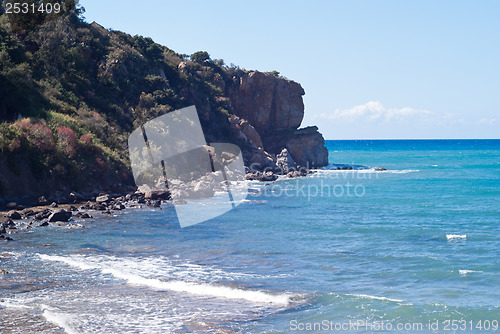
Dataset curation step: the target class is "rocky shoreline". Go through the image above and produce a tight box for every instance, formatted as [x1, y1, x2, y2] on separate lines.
[0, 158, 315, 242]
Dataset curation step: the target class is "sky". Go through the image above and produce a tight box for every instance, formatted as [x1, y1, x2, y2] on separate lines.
[82, 0, 499, 139]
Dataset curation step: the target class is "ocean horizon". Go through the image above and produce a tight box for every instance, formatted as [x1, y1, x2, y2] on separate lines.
[1, 139, 499, 333]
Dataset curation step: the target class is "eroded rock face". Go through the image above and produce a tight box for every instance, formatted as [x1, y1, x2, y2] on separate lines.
[226, 71, 328, 169]
[226, 71, 305, 135]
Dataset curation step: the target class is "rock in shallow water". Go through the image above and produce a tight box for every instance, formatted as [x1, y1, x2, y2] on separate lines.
[48, 209, 72, 222]
[7, 211, 21, 220]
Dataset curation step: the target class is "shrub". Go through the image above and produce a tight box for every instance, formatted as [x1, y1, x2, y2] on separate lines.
[13, 119, 55, 152]
[57, 125, 79, 157]
[79, 133, 93, 145]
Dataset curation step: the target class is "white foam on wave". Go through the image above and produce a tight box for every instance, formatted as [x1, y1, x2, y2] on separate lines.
[38, 254, 292, 306]
[41, 305, 78, 334]
[38, 254, 95, 270]
[314, 169, 419, 175]
[459, 269, 483, 275]
[102, 267, 291, 305]
[0, 300, 78, 334]
[446, 234, 467, 241]
[0, 300, 33, 310]
[346, 293, 405, 303]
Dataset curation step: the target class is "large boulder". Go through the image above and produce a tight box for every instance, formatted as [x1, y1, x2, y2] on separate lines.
[7, 211, 21, 220]
[48, 209, 72, 222]
[285, 127, 329, 168]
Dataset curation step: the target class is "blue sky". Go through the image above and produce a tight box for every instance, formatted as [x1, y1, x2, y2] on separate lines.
[82, 0, 499, 139]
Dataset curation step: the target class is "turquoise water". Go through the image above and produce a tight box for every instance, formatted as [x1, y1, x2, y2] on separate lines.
[1, 140, 499, 333]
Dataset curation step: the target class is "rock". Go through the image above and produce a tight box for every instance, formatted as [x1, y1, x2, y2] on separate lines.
[265, 126, 328, 168]
[70, 205, 78, 211]
[50, 202, 58, 208]
[144, 190, 170, 200]
[22, 209, 35, 217]
[259, 171, 278, 182]
[0, 235, 14, 241]
[336, 166, 353, 170]
[38, 196, 48, 205]
[6, 202, 17, 210]
[148, 200, 161, 207]
[16, 205, 24, 210]
[245, 147, 276, 171]
[96, 194, 110, 203]
[48, 209, 72, 222]
[375, 167, 387, 171]
[39, 222, 49, 227]
[0, 226, 5, 234]
[112, 203, 125, 210]
[226, 71, 305, 134]
[191, 180, 215, 199]
[75, 212, 92, 219]
[276, 148, 296, 174]
[69, 192, 85, 203]
[7, 211, 21, 220]
[34, 209, 51, 221]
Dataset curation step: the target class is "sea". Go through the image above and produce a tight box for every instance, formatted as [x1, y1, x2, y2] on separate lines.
[1, 139, 499, 333]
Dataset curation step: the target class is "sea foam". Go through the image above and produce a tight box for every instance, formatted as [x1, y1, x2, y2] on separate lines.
[346, 293, 405, 303]
[446, 234, 467, 241]
[38, 253, 292, 305]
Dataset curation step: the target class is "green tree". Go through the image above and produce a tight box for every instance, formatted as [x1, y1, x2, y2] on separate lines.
[190, 51, 210, 63]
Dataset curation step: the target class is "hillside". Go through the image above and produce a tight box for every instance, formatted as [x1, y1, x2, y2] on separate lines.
[0, 4, 327, 203]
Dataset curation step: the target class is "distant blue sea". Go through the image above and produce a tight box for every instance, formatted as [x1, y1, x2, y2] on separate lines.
[1, 139, 499, 333]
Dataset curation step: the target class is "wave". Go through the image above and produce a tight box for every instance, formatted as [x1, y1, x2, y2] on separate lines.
[317, 168, 419, 175]
[458, 269, 483, 275]
[446, 234, 467, 241]
[37, 254, 293, 306]
[345, 293, 405, 303]
[0, 300, 78, 334]
[41, 306, 78, 334]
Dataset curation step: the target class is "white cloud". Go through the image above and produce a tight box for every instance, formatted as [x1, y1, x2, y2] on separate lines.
[476, 118, 497, 125]
[316, 101, 432, 122]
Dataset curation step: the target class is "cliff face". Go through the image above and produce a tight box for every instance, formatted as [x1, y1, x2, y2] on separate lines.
[225, 71, 328, 168]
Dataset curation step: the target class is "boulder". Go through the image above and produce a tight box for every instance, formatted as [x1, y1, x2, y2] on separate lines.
[96, 194, 110, 203]
[48, 209, 72, 222]
[283, 127, 329, 168]
[6, 202, 17, 210]
[75, 212, 92, 219]
[7, 211, 21, 220]
[260, 171, 278, 182]
[276, 148, 296, 174]
[144, 190, 170, 200]
[34, 209, 51, 221]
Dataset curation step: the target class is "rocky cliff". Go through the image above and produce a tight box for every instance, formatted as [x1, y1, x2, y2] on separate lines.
[224, 71, 328, 168]
[0, 13, 328, 202]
